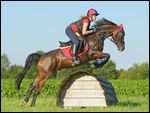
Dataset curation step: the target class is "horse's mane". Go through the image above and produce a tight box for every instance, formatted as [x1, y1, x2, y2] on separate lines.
[93, 18, 117, 27]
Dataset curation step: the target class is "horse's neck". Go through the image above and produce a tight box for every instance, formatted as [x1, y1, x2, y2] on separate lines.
[87, 33, 104, 51]
[87, 25, 115, 51]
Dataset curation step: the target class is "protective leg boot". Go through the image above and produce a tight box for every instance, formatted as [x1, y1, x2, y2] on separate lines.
[72, 44, 80, 66]
[94, 58, 107, 67]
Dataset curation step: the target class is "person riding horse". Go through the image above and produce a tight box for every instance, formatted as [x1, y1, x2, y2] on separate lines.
[16, 8, 125, 106]
[61, 8, 99, 66]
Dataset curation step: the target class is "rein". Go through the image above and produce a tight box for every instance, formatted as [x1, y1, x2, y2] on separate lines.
[107, 37, 116, 44]
[87, 31, 117, 52]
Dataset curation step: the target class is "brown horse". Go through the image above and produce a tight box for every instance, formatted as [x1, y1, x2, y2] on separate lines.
[15, 18, 125, 106]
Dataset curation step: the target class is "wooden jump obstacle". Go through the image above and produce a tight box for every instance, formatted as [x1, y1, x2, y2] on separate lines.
[57, 70, 118, 108]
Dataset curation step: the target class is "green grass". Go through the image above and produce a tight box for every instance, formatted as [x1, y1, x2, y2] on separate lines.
[1, 95, 149, 112]
[1, 79, 149, 112]
[1, 79, 149, 98]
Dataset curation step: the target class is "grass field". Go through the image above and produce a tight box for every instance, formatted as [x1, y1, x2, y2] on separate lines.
[1, 79, 149, 112]
[1, 95, 149, 112]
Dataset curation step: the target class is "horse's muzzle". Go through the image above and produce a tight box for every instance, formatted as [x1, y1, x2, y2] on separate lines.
[118, 46, 125, 52]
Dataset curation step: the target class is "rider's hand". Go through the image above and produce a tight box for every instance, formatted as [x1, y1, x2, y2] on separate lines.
[78, 35, 83, 40]
[92, 27, 97, 33]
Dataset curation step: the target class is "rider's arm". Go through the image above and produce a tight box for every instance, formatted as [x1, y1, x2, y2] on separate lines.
[75, 32, 83, 40]
[82, 22, 93, 36]
[75, 32, 81, 37]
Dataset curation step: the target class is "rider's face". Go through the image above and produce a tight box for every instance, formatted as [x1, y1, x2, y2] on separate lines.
[91, 15, 96, 21]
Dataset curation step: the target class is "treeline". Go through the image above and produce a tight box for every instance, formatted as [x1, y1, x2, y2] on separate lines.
[1, 52, 149, 80]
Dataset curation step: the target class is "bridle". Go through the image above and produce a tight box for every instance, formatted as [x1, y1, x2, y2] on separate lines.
[107, 28, 123, 45]
[107, 31, 119, 45]
[107, 37, 117, 44]
[89, 25, 124, 51]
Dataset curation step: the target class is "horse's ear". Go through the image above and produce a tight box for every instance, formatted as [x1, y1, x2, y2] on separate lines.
[118, 23, 124, 32]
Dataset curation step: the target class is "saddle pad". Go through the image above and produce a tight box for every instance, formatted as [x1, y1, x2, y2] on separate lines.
[60, 43, 89, 59]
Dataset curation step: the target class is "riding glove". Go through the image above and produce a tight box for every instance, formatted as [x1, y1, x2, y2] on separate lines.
[92, 27, 97, 33]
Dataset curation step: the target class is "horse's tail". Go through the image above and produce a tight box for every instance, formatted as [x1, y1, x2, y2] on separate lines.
[15, 53, 41, 91]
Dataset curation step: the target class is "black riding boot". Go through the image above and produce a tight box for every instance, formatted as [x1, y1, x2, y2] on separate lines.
[72, 44, 80, 66]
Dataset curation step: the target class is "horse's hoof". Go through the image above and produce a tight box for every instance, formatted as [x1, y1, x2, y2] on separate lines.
[31, 104, 35, 107]
[21, 101, 27, 106]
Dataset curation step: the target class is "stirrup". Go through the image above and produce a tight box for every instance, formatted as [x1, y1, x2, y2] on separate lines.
[72, 55, 80, 66]
[72, 60, 80, 66]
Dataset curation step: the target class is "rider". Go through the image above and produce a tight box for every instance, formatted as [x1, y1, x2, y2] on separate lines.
[65, 8, 99, 65]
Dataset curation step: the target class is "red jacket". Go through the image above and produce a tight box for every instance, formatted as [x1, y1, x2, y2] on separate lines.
[70, 16, 90, 34]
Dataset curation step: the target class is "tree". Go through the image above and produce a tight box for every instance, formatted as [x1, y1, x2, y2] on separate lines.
[139, 62, 149, 79]
[119, 62, 149, 79]
[119, 70, 129, 79]
[128, 62, 149, 79]
[92, 60, 119, 79]
[6, 64, 23, 79]
[1, 53, 11, 78]
[1, 53, 10, 69]
[36, 50, 45, 55]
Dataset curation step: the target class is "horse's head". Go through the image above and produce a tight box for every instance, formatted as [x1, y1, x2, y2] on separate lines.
[93, 18, 125, 52]
[111, 23, 125, 51]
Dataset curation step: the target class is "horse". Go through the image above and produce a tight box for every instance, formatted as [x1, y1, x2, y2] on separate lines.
[15, 18, 125, 107]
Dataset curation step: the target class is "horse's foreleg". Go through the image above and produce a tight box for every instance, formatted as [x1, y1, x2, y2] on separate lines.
[90, 51, 110, 67]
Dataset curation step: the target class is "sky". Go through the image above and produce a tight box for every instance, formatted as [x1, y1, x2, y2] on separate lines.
[1, 1, 149, 70]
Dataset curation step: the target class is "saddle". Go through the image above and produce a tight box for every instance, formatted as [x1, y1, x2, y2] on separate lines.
[59, 39, 89, 59]
[59, 40, 73, 47]
[59, 38, 86, 53]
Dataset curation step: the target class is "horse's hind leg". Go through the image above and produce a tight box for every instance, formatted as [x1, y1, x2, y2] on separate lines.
[21, 80, 38, 106]
[30, 71, 53, 107]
